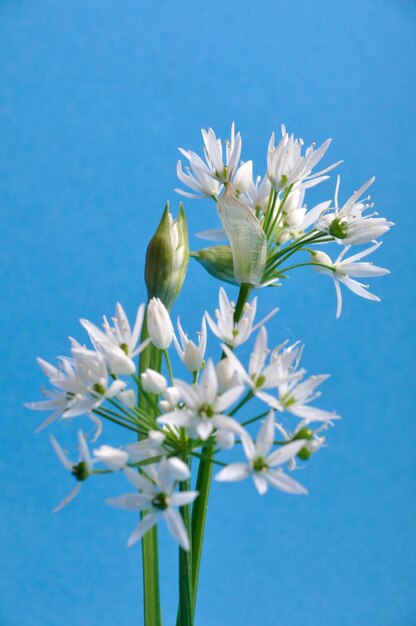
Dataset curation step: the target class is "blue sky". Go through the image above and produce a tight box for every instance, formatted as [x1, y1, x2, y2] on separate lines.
[0, 1, 415, 625]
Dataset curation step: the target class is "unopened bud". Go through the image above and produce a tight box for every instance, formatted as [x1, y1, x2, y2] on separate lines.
[191, 246, 238, 285]
[147, 298, 174, 350]
[145, 204, 189, 311]
[141, 368, 168, 394]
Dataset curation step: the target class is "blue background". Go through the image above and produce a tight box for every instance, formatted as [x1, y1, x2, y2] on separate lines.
[1, 1, 415, 625]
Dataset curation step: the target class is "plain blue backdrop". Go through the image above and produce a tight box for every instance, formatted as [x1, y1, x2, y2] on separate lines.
[1, 1, 415, 625]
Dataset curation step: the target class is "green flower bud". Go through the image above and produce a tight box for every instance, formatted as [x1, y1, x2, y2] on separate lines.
[293, 428, 314, 461]
[145, 203, 189, 311]
[190, 246, 238, 285]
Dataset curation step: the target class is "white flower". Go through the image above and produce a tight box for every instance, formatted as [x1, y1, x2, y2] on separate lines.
[176, 156, 222, 199]
[315, 176, 394, 245]
[141, 369, 168, 394]
[49, 430, 94, 511]
[242, 174, 271, 214]
[158, 360, 245, 441]
[25, 348, 126, 431]
[215, 412, 307, 495]
[93, 445, 129, 470]
[107, 458, 198, 550]
[126, 430, 166, 462]
[222, 327, 302, 409]
[159, 386, 181, 413]
[276, 371, 339, 423]
[69, 347, 126, 416]
[80, 303, 149, 375]
[173, 317, 207, 373]
[267, 125, 341, 191]
[233, 160, 253, 194]
[147, 298, 174, 350]
[215, 357, 240, 394]
[118, 389, 136, 409]
[175, 123, 252, 197]
[205, 287, 278, 348]
[311, 242, 390, 318]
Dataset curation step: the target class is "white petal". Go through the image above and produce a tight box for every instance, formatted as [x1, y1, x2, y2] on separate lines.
[215, 463, 250, 482]
[53, 483, 82, 512]
[106, 493, 153, 511]
[127, 512, 159, 547]
[266, 439, 306, 466]
[170, 491, 199, 507]
[265, 470, 307, 494]
[163, 507, 190, 551]
[252, 473, 268, 495]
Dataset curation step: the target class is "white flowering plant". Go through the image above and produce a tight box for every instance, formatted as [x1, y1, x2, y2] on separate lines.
[27, 123, 392, 625]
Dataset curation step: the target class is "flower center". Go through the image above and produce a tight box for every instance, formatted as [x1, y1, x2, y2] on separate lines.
[252, 456, 268, 472]
[120, 342, 129, 355]
[198, 403, 215, 419]
[93, 383, 106, 396]
[71, 461, 89, 481]
[152, 493, 169, 510]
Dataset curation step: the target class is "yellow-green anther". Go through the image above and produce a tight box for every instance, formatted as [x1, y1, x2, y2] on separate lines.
[190, 246, 238, 286]
[145, 203, 189, 311]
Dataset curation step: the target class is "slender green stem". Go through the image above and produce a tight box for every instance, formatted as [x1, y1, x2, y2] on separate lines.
[138, 315, 162, 626]
[164, 349, 174, 385]
[92, 408, 142, 434]
[279, 261, 334, 273]
[228, 390, 254, 417]
[177, 472, 193, 626]
[241, 410, 270, 427]
[190, 442, 214, 617]
[189, 282, 252, 619]
[191, 451, 226, 466]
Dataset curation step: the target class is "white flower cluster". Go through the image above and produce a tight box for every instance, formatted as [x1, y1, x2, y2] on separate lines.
[177, 123, 393, 317]
[27, 289, 338, 550]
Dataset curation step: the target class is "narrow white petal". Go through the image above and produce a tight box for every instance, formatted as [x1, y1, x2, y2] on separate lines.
[53, 483, 82, 512]
[127, 513, 159, 547]
[163, 507, 190, 551]
[215, 463, 250, 482]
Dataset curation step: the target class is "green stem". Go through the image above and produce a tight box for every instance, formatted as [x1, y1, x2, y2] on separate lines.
[164, 349, 174, 385]
[177, 472, 193, 626]
[138, 315, 162, 626]
[189, 282, 252, 618]
[190, 441, 214, 617]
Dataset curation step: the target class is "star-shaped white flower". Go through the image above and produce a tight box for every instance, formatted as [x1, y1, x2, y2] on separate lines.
[215, 412, 307, 495]
[173, 316, 207, 373]
[315, 176, 394, 245]
[206, 287, 278, 348]
[311, 242, 390, 318]
[222, 327, 302, 409]
[158, 359, 245, 441]
[81, 303, 149, 375]
[267, 125, 341, 192]
[49, 430, 94, 511]
[107, 458, 198, 550]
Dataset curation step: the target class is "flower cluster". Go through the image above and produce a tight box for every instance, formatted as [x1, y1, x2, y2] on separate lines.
[178, 123, 392, 316]
[26, 122, 392, 626]
[27, 288, 338, 549]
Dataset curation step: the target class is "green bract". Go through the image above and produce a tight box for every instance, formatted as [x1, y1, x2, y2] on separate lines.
[190, 246, 238, 285]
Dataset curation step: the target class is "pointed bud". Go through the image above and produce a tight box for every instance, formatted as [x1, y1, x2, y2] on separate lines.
[145, 204, 189, 311]
[141, 369, 168, 394]
[147, 298, 174, 350]
[191, 246, 238, 285]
